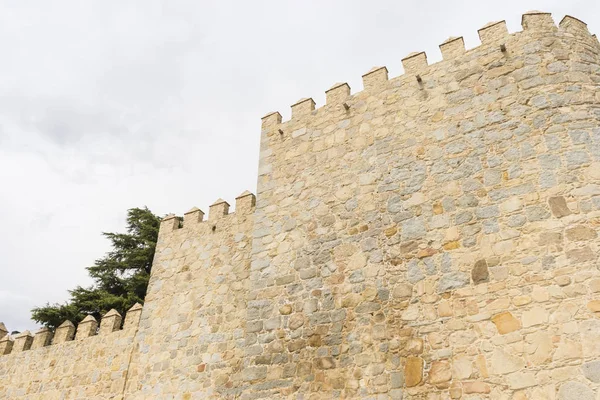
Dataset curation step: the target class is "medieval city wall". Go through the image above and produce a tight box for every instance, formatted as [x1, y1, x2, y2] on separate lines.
[0, 306, 141, 399]
[251, 12, 600, 399]
[123, 193, 256, 399]
[0, 11, 599, 400]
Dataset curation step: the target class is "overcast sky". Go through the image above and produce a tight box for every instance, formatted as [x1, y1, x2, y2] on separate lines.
[0, 0, 598, 332]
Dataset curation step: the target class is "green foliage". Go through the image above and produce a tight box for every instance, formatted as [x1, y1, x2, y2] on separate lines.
[31, 207, 161, 330]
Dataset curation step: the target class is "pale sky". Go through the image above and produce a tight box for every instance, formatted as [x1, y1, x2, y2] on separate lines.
[1, 0, 598, 332]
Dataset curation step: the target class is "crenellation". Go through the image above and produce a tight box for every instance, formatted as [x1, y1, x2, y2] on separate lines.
[0, 322, 7, 339]
[402, 51, 428, 75]
[99, 309, 122, 335]
[559, 15, 590, 35]
[12, 331, 33, 352]
[478, 20, 509, 44]
[439, 36, 466, 60]
[325, 82, 351, 105]
[0, 335, 13, 355]
[52, 320, 75, 344]
[361, 66, 388, 91]
[290, 97, 316, 119]
[123, 303, 143, 331]
[183, 206, 205, 225]
[159, 213, 180, 235]
[236, 190, 257, 214]
[261, 111, 282, 131]
[209, 198, 230, 220]
[75, 315, 98, 340]
[31, 327, 52, 349]
[521, 10, 556, 31]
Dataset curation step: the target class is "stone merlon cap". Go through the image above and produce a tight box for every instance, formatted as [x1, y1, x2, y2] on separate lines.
[57, 320, 75, 329]
[326, 82, 350, 92]
[0, 322, 6, 332]
[441, 36, 463, 45]
[211, 198, 230, 206]
[80, 315, 97, 323]
[401, 51, 425, 61]
[560, 15, 587, 26]
[162, 213, 177, 220]
[478, 20, 506, 32]
[103, 309, 122, 318]
[14, 330, 32, 338]
[261, 111, 281, 120]
[128, 303, 143, 312]
[291, 98, 314, 107]
[236, 190, 254, 199]
[523, 10, 550, 15]
[362, 66, 388, 77]
[184, 206, 202, 214]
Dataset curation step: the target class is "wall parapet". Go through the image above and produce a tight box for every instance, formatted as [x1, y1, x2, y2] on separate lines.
[260, 11, 599, 136]
[0, 303, 142, 358]
[158, 190, 256, 236]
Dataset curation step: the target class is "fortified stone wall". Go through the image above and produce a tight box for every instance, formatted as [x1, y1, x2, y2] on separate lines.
[250, 12, 600, 399]
[0, 11, 599, 400]
[0, 305, 142, 399]
[124, 193, 256, 398]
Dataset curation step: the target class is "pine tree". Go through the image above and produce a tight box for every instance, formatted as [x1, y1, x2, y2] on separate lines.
[31, 207, 161, 330]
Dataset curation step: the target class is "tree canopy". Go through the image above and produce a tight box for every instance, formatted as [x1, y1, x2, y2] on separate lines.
[31, 207, 161, 330]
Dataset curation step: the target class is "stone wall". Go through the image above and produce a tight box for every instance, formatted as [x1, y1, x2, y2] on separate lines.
[123, 193, 256, 399]
[251, 12, 600, 399]
[0, 10, 599, 400]
[0, 306, 141, 399]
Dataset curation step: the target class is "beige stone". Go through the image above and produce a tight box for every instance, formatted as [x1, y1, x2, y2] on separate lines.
[565, 225, 597, 241]
[491, 312, 521, 334]
[404, 356, 424, 387]
[522, 306, 549, 327]
[452, 356, 473, 380]
[587, 300, 600, 312]
[463, 381, 490, 394]
[548, 196, 571, 218]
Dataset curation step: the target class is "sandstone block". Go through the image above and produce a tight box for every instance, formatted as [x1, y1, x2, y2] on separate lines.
[491, 312, 521, 334]
[548, 196, 571, 217]
[404, 356, 424, 387]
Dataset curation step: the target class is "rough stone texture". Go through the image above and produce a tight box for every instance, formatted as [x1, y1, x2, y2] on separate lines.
[558, 381, 595, 400]
[2, 11, 600, 400]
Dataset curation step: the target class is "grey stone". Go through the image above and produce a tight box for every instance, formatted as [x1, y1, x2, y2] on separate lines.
[406, 259, 424, 284]
[388, 196, 403, 213]
[557, 381, 594, 400]
[355, 302, 381, 313]
[476, 206, 500, 219]
[438, 272, 470, 293]
[538, 154, 561, 169]
[484, 169, 502, 186]
[525, 206, 550, 222]
[582, 361, 600, 383]
[569, 130, 591, 145]
[566, 150, 590, 168]
[455, 211, 473, 225]
[506, 214, 527, 228]
[402, 218, 426, 239]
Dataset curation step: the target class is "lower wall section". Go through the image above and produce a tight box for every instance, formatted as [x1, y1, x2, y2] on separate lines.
[0, 330, 135, 400]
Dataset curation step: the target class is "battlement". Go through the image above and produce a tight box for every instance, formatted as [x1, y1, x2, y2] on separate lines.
[0, 303, 142, 357]
[261, 11, 599, 135]
[158, 190, 256, 236]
